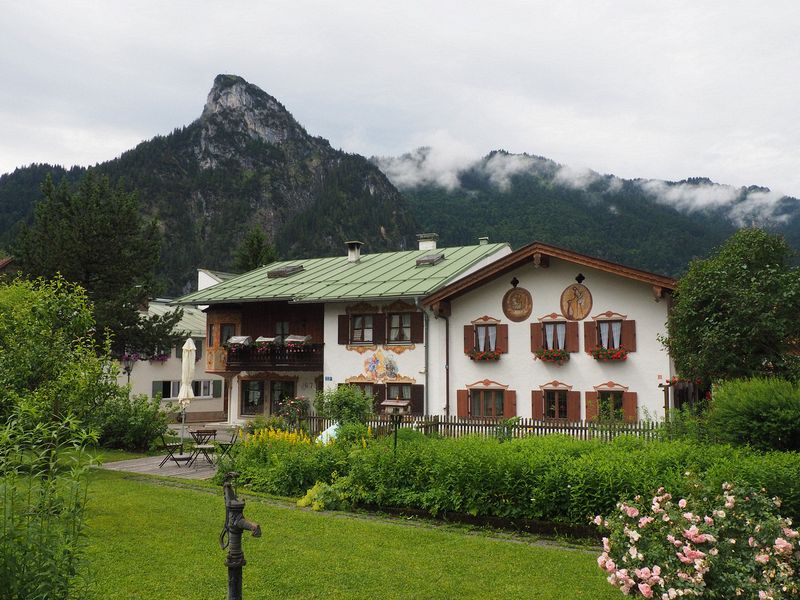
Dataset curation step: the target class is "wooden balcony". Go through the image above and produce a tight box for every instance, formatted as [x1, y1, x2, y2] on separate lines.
[224, 343, 324, 372]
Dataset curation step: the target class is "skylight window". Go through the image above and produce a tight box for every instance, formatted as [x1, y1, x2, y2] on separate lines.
[267, 265, 304, 278]
[416, 252, 444, 267]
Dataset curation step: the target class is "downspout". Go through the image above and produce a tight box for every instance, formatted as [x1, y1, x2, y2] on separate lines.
[414, 297, 430, 414]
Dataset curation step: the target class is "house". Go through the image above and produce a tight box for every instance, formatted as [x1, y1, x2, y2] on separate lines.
[175, 237, 679, 424]
[117, 299, 226, 422]
[422, 242, 677, 421]
[175, 236, 510, 423]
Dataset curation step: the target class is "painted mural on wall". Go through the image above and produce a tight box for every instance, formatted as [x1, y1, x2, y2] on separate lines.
[363, 349, 399, 382]
[502, 286, 533, 322]
[560, 283, 593, 320]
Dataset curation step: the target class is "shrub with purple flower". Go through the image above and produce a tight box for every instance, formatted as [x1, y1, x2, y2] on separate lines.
[595, 481, 800, 599]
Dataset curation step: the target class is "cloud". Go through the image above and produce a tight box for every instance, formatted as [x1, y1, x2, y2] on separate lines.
[638, 179, 793, 225]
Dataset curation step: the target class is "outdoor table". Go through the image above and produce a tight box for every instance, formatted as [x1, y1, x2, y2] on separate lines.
[188, 429, 217, 467]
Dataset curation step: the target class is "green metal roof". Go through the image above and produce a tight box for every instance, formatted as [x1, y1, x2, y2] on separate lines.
[174, 243, 509, 305]
[148, 300, 207, 336]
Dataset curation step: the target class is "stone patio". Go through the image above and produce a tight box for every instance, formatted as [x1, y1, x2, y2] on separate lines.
[100, 454, 217, 480]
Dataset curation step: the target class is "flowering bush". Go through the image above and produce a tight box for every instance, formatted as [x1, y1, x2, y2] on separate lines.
[468, 349, 501, 361]
[596, 481, 800, 599]
[592, 345, 629, 361]
[253, 340, 274, 353]
[535, 348, 570, 364]
[148, 353, 169, 363]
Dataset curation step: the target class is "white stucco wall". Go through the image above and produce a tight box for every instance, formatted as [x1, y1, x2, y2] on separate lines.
[117, 353, 224, 416]
[443, 257, 673, 420]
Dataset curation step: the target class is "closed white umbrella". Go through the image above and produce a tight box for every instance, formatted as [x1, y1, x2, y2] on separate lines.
[177, 338, 196, 450]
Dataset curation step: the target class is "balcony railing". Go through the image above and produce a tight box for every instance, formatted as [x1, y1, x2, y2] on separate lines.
[225, 343, 324, 371]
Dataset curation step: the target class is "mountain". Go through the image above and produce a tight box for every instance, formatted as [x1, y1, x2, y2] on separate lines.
[3, 76, 800, 291]
[374, 149, 800, 277]
[0, 75, 417, 293]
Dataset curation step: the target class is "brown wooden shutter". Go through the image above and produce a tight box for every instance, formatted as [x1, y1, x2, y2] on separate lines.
[566, 322, 579, 353]
[622, 391, 638, 423]
[410, 312, 424, 344]
[530, 323, 543, 352]
[496, 324, 509, 354]
[373, 313, 386, 344]
[566, 391, 581, 421]
[585, 391, 599, 421]
[410, 384, 424, 415]
[621, 320, 637, 352]
[456, 389, 469, 417]
[531, 390, 544, 420]
[463, 325, 474, 354]
[373, 384, 386, 413]
[583, 321, 597, 353]
[338, 315, 349, 345]
[503, 390, 517, 417]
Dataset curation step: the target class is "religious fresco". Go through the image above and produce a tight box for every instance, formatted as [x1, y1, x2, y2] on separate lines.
[363, 349, 399, 382]
[560, 283, 593, 320]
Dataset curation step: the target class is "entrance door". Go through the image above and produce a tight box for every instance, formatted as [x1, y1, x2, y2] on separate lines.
[269, 380, 296, 415]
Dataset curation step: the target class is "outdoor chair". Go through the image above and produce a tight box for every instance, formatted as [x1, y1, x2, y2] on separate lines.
[217, 427, 240, 462]
[187, 429, 217, 467]
[159, 434, 192, 468]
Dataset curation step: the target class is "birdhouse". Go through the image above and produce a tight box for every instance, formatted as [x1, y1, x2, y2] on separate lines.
[381, 399, 411, 416]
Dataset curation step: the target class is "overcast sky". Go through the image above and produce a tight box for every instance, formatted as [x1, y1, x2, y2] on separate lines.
[2, 1, 799, 197]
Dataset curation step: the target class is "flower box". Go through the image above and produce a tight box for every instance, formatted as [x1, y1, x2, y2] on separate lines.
[535, 348, 570, 364]
[468, 349, 501, 361]
[591, 346, 628, 361]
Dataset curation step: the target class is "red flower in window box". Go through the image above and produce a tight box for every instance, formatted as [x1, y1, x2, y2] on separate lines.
[535, 348, 570, 364]
[468, 349, 501, 361]
[591, 345, 628, 361]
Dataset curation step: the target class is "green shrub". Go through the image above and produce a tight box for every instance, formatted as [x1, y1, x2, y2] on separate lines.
[296, 476, 352, 511]
[708, 377, 800, 450]
[0, 407, 97, 599]
[92, 393, 169, 452]
[243, 414, 287, 434]
[336, 422, 370, 445]
[313, 385, 372, 424]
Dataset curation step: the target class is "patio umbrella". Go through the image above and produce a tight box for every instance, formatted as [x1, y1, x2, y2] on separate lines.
[176, 337, 196, 450]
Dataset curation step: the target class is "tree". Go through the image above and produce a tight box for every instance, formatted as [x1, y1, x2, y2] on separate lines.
[664, 228, 800, 381]
[12, 173, 184, 356]
[233, 226, 277, 272]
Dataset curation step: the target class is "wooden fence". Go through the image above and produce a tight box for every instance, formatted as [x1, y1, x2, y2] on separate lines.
[299, 415, 664, 442]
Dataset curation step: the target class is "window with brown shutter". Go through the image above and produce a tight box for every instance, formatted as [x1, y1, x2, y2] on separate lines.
[410, 312, 424, 344]
[531, 390, 544, 420]
[465, 321, 508, 354]
[456, 389, 469, 417]
[585, 391, 599, 421]
[544, 389, 568, 419]
[337, 315, 349, 345]
[468, 388, 505, 417]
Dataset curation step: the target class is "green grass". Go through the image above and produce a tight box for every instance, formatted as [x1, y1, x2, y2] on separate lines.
[84, 470, 616, 599]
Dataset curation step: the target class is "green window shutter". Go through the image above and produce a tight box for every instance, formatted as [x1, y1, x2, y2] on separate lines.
[152, 381, 161, 399]
[212, 380, 223, 398]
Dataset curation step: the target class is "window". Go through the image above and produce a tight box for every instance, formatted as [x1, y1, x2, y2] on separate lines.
[270, 380, 295, 415]
[597, 320, 622, 349]
[599, 390, 623, 420]
[195, 338, 203, 361]
[351, 315, 373, 343]
[241, 381, 264, 415]
[543, 322, 566, 350]
[388, 313, 411, 343]
[191, 380, 212, 397]
[387, 383, 411, 400]
[220, 323, 236, 346]
[275, 321, 290, 342]
[545, 389, 568, 419]
[469, 389, 504, 417]
[155, 380, 180, 399]
[208, 324, 215, 348]
[474, 324, 497, 351]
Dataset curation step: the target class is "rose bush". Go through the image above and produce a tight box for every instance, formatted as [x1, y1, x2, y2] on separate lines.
[596, 480, 800, 599]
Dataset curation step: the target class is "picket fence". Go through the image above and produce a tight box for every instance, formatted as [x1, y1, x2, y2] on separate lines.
[298, 414, 663, 442]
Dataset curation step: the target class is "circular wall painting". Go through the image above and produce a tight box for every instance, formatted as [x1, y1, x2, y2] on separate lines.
[502, 287, 532, 322]
[560, 283, 593, 321]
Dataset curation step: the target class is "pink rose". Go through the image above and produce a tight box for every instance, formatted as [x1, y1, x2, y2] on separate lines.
[638, 583, 654, 598]
[755, 553, 769, 564]
[678, 499, 687, 508]
[773, 537, 793, 554]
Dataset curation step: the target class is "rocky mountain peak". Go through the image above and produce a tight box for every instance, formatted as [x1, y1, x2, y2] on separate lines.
[197, 74, 312, 168]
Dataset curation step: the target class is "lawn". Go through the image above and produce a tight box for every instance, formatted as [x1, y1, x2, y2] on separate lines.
[84, 470, 617, 599]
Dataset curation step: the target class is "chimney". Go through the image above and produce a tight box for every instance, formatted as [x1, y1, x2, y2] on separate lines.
[416, 233, 439, 251]
[478, 236, 489, 245]
[345, 240, 363, 263]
